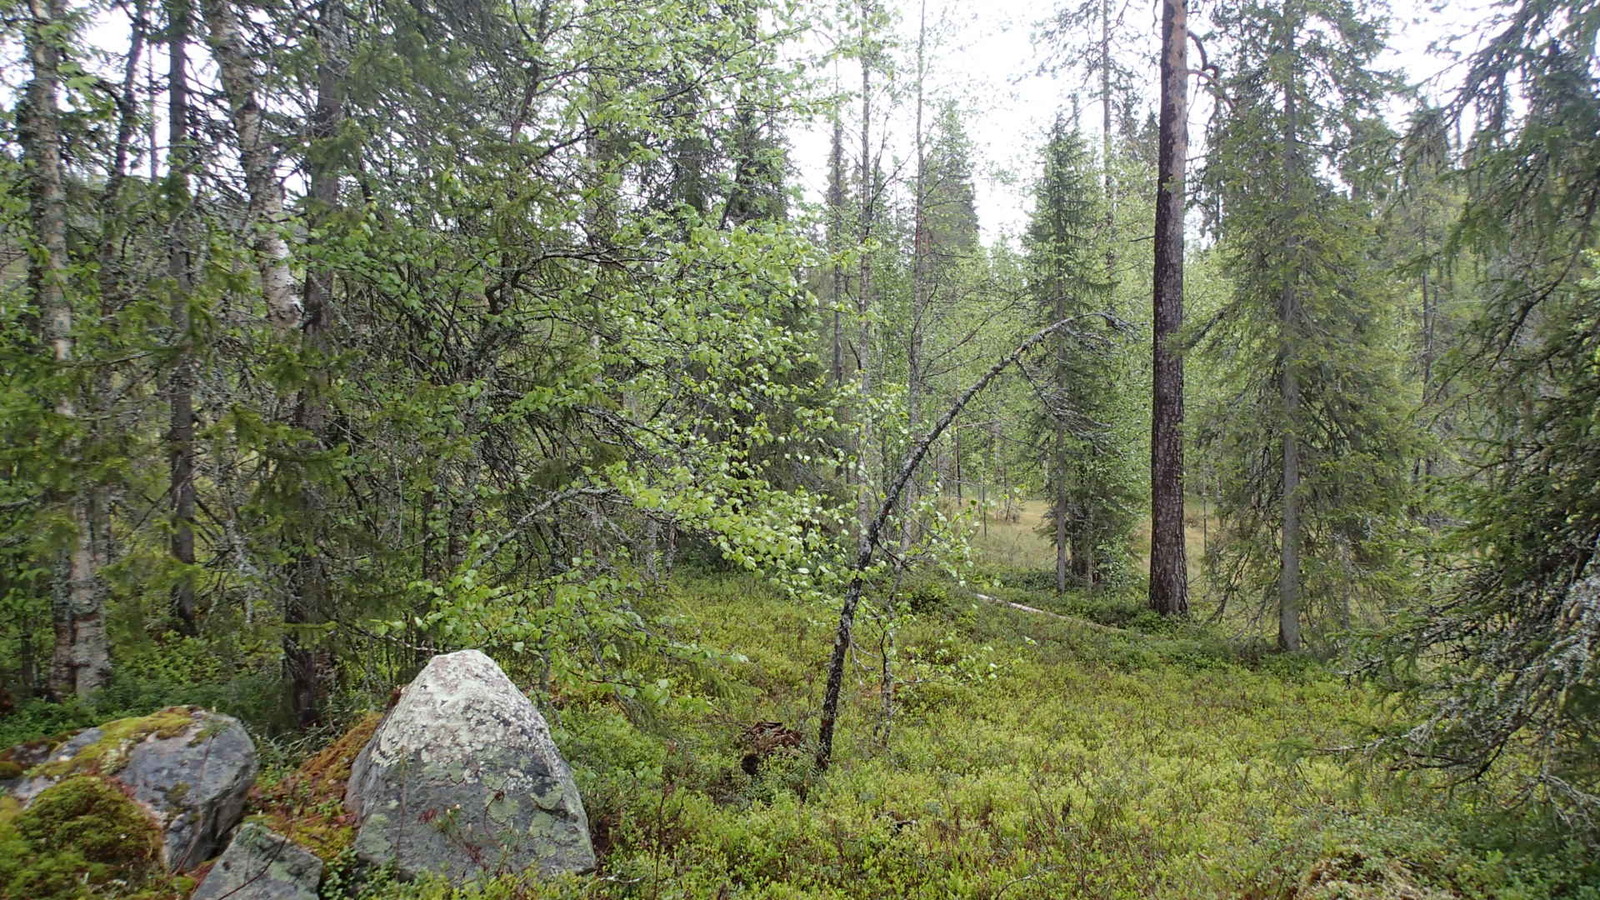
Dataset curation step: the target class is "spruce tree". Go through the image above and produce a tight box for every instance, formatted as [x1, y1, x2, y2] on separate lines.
[1024, 117, 1134, 590]
[1201, 0, 1417, 648]
[1391, 0, 1600, 816]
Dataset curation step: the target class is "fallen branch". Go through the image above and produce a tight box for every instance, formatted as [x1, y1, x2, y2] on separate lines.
[972, 592, 1070, 621]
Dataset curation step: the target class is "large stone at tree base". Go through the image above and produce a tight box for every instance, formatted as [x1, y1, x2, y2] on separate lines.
[345, 649, 595, 881]
[2, 706, 257, 871]
[192, 823, 323, 900]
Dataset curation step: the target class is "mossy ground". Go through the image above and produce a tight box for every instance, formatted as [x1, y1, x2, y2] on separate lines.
[329, 565, 1597, 900]
[252, 711, 382, 861]
[3, 533, 1594, 898]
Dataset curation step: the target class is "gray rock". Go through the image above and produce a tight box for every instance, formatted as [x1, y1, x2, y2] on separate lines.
[121, 714, 258, 869]
[2, 706, 257, 871]
[7, 728, 103, 804]
[346, 649, 595, 880]
[192, 823, 323, 900]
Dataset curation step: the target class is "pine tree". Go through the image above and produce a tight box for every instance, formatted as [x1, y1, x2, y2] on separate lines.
[1148, 0, 1189, 615]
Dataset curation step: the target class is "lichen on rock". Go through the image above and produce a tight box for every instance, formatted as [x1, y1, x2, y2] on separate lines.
[345, 649, 596, 881]
[191, 822, 323, 900]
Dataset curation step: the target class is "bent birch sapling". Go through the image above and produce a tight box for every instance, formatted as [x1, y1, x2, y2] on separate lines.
[814, 313, 1116, 772]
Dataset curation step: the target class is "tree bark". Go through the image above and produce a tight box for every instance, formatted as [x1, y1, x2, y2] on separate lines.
[24, 0, 112, 698]
[285, 0, 347, 728]
[904, 0, 929, 550]
[1279, 362, 1302, 650]
[168, 0, 200, 636]
[827, 115, 846, 388]
[855, 0, 878, 541]
[1052, 261, 1069, 594]
[1148, 0, 1189, 616]
[1100, 0, 1116, 271]
[1054, 460, 1069, 593]
[1277, 11, 1303, 652]
[202, 0, 300, 332]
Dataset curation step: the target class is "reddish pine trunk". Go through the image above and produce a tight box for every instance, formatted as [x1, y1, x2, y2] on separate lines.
[1148, 0, 1190, 616]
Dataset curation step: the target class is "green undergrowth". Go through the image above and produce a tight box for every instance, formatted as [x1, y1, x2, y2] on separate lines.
[3, 570, 1591, 898]
[354, 571, 1597, 899]
[0, 639, 281, 752]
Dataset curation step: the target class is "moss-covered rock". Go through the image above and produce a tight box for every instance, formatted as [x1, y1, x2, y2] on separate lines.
[16, 775, 162, 871]
[28, 708, 197, 780]
[0, 775, 190, 899]
[1, 706, 257, 872]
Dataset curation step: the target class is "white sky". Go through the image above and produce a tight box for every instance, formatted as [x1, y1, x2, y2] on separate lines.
[70, 0, 1493, 242]
[788, 0, 1492, 243]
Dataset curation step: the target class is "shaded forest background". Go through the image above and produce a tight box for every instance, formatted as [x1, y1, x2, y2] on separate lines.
[1, 0, 1599, 891]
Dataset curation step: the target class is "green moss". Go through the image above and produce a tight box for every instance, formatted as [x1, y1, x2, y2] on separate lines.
[0, 761, 20, 780]
[253, 711, 382, 862]
[0, 775, 189, 899]
[16, 776, 162, 870]
[29, 706, 199, 780]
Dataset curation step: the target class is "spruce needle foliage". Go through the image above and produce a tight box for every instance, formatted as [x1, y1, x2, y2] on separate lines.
[1198, 0, 1421, 647]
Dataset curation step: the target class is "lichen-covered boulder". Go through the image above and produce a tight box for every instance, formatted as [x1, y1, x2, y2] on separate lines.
[345, 649, 595, 880]
[2, 706, 257, 871]
[192, 822, 323, 900]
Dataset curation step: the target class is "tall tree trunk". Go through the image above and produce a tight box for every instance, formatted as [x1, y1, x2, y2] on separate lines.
[98, 0, 147, 285]
[953, 426, 962, 502]
[1052, 268, 1069, 594]
[1049, 435, 1062, 595]
[24, 0, 112, 698]
[1279, 364, 1303, 650]
[1099, 0, 1117, 275]
[286, 0, 347, 728]
[1148, 0, 1189, 616]
[828, 114, 846, 388]
[84, 0, 147, 670]
[855, 0, 878, 539]
[168, 0, 200, 636]
[1419, 268, 1440, 493]
[202, 0, 300, 332]
[904, 0, 928, 549]
[1277, 14, 1303, 652]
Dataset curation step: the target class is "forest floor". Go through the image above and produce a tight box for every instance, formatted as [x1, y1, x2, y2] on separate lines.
[973, 497, 1218, 602]
[7, 506, 1594, 899]
[340, 508, 1594, 898]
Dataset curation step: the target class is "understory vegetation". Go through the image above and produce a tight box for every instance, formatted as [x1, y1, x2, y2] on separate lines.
[5, 559, 1598, 898]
